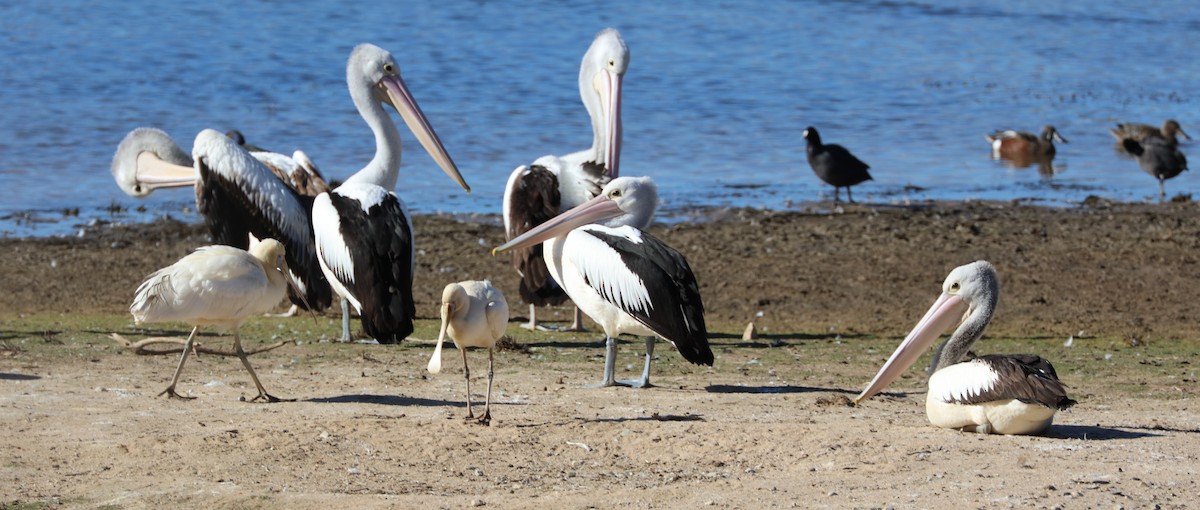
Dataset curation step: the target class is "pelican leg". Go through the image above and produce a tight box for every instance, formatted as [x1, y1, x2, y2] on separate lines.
[584, 336, 625, 388]
[1159, 178, 1167, 203]
[618, 337, 655, 388]
[520, 304, 552, 331]
[235, 330, 292, 403]
[159, 325, 201, 400]
[479, 348, 494, 425]
[339, 297, 352, 342]
[566, 306, 588, 332]
[461, 347, 474, 419]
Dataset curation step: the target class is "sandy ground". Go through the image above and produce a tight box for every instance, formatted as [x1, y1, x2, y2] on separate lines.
[2, 200, 1199, 509]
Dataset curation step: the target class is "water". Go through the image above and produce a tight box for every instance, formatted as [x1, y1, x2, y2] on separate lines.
[1, 1, 1197, 237]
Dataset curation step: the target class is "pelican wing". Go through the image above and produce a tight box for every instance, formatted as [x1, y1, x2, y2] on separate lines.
[570, 226, 713, 366]
[192, 130, 332, 311]
[316, 184, 416, 344]
[502, 165, 568, 307]
[933, 355, 1076, 410]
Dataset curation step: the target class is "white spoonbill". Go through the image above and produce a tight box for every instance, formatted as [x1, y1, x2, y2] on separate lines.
[111, 127, 333, 315]
[427, 280, 510, 424]
[313, 43, 470, 344]
[130, 239, 299, 402]
[855, 261, 1076, 435]
[503, 28, 628, 331]
[494, 176, 713, 388]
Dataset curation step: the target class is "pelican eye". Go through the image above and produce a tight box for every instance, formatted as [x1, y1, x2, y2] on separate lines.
[950, 282, 961, 292]
[384, 63, 395, 74]
[609, 188, 622, 198]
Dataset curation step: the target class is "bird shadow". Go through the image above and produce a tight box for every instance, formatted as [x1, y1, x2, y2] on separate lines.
[705, 384, 863, 395]
[305, 394, 459, 407]
[580, 413, 706, 424]
[1045, 424, 1163, 440]
[0, 373, 40, 381]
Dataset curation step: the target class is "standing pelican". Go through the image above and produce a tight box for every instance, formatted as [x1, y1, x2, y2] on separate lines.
[1122, 136, 1188, 202]
[503, 28, 628, 331]
[427, 281, 509, 424]
[312, 43, 470, 344]
[855, 261, 1075, 435]
[111, 127, 333, 315]
[494, 176, 713, 388]
[131, 239, 298, 402]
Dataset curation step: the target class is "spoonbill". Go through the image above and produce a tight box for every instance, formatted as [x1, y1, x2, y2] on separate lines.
[130, 239, 299, 402]
[427, 280, 509, 424]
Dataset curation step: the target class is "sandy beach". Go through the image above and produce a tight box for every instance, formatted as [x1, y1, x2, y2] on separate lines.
[2, 200, 1198, 508]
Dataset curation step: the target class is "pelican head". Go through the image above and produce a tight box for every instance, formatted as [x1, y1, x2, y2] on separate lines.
[581, 28, 629, 178]
[347, 43, 470, 192]
[111, 127, 196, 197]
[855, 261, 999, 404]
[493, 176, 656, 256]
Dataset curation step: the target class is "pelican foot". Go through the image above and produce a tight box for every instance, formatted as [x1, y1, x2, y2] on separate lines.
[519, 322, 555, 332]
[618, 378, 653, 389]
[158, 387, 195, 400]
[581, 379, 633, 389]
[266, 305, 300, 318]
[246, 392, 294, 403]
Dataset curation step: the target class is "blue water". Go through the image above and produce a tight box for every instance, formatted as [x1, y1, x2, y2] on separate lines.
[1, 1, 1197, 237]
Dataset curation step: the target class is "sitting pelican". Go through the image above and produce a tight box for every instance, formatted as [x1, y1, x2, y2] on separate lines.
[494, 176, 713, 388]
[427, 281, 509, 424]
[130, 239, 301, 402]
[503, 28, 628, 331]
[855, 261, 1075, 435]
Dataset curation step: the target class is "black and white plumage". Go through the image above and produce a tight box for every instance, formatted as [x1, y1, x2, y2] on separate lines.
[111, 127, 333, 313]
[312, 43, 470, 343]
[802, 126, 872, 203]
[855, 261, 1075, 435]
[494, 176, 713, 388]
[503, 28, 628, 331]
[1122, 136, 1188, 202]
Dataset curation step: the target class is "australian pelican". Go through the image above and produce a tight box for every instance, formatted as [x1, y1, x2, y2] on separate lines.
[494, 176, 713, 387]
[502, 28, 628, 331]
[312, 43, 470, 344]
[855, 261, 1075, 435]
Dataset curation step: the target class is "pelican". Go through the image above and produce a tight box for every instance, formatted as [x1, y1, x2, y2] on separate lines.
[427, 281, 509, 424]
[111, 127, 333, 316]
[855, 261, 1076, 435]
[130, 239, 300, 402]
[503, 28, 628, 331]
[494, 176, 713, 388]
[312, 43, 470, 344]
[1122, 136, 1188, 202]
[802, 126, 872, 203]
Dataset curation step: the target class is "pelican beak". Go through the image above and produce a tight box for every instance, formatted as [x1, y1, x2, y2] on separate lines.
[122, 152, 196, 196]
[594, 69, 623, 178]
[380, 74, 471, 193]
[854, 292, 967, 404]
[492, 192, 623, 256]
[427, 302, 451, 374]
